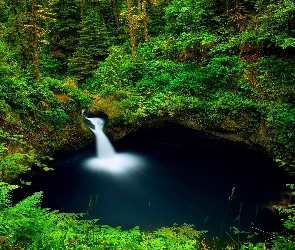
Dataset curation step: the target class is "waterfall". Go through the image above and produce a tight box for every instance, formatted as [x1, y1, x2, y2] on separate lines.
[82, 110, 143, 174]
[82, 110, 116, 159]
[87, 117, 116, 159]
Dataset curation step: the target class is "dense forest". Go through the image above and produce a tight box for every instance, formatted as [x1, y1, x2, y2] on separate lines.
[1, 0, 295, 249]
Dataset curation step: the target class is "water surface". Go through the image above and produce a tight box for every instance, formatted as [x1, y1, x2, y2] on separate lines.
[24, 125, 291, 240]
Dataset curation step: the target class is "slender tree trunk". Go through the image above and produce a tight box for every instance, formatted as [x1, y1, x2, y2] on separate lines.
[24, 0, 28, 14]
[113, 0, 119, 30]
[142, 0, 148, 42]
[32, 0, 40, 81]
[127, 0, 136, 60]
[137, 0, 141, 10]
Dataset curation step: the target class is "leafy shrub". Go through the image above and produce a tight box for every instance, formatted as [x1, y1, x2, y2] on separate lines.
[0, 130, 51, 182]
[86, 46, 141, 96]
[0, 185, 49, 248]
[0, 182, 208, 249]
[165, 0, 212, 35]
[252, 0, 295, 48]
[266, 104, 295, 168]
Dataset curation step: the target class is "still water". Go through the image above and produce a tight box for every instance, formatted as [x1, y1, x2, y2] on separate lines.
[24, 124, 291, 239]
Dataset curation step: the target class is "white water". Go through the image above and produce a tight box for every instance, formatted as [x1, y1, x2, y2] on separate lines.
[84, 152, 144, 174]
[87, 117, 116, 159]
[83, 112, 143, 174]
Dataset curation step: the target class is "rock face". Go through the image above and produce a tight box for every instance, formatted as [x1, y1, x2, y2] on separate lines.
[1, 108, 93, 163]
[76, 98, 295, 173]
[27, 110, 93, 157]
[0, 106, 94, 183]
[87, 106, 269, 153]
[86, 96, 295, 176]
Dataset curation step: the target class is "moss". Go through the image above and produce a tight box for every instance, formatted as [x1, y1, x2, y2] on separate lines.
[0, 107, 93, 183]
[86, 97, 294, 173]
[26, 110, 93, 156]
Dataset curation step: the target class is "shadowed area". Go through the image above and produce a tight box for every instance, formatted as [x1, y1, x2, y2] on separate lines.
[18, 123, 292, 242]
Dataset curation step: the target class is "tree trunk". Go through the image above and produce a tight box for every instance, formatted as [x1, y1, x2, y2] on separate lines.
[142, 0, 148, 42]
[32, 0, 40, 81]
[127, 0, 136, 60]
[113, 0, 119, 30]
[137, 0, 141, 11]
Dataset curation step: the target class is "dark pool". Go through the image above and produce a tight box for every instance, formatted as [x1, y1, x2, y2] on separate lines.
[18, 124, 292, 242]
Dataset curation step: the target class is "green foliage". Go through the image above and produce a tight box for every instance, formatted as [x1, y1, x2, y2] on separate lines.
[0, 182, 18, 209]
[280, 184, 295, 231]
[141, 224, 207, 249]
[1, 0, 295, 247]
[147, 0, 170, 37]
[266, 104, 295, 169]
[0, 182, 207, 249]
[137, 35, 180, 60]
[0, 130, 51, 182]
[0, 75, 66, 129]
[165, 0, 212, 35]
[244, 56, 295, 102]
[0, 188, 49, 247]
[0, 59, 90, 129]
[241, 56, 295, 168]
[251, 0, 295, 48]
[39, 47, 64, 78]
[1, 1, 32, 70]
[122, 92, 198, 123]
[70, 9, 110, 81]
[87, 46, 138, 94]
[47, 0, 82, 72]
[0, 41, 20, 77]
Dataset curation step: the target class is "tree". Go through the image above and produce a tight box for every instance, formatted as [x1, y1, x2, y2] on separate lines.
[1, 0, 55, 80]
[113, 0, 120, 30]
[80, 0, 85, 24]
[47, 0, 81, 73]
[32, 0, 40, 81]
[70, 9, 109, 81]
[146, 0, 168, 36]
[2, 1, 32, 69]
[164, 0, 208, 35]
[127, 0, 137, 60]
[142, 0, 149, 42]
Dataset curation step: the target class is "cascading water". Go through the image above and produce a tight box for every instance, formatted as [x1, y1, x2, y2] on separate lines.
[82, 110, 143, 174]
[86, 117, 116, 159]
